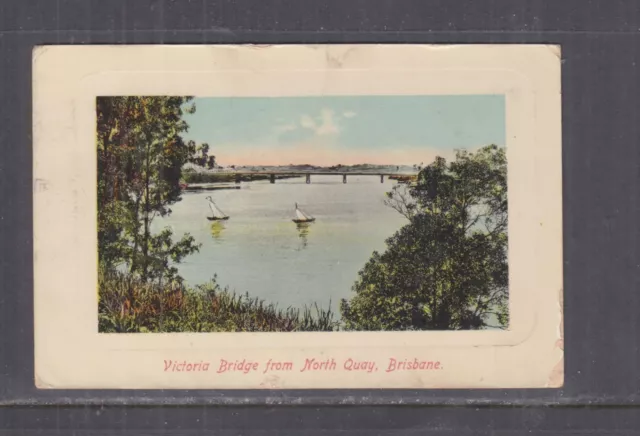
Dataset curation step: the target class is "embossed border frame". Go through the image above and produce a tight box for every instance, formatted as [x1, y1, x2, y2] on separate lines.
[32, 43, 561, 390]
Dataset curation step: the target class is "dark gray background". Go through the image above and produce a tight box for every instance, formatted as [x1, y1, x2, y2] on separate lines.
[0, 0, 639, 433]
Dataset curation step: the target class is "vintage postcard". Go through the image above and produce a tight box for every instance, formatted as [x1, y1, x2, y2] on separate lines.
[33, 44, 563, 389]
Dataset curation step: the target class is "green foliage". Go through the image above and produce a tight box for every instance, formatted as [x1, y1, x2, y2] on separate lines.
[97, 97, 204, 282]
[98, 269, 338, 332]
[340, 145, 508, 330]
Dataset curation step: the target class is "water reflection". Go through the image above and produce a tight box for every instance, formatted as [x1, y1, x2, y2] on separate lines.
[156, 176, 407, 314]
[296, 222, 311, 249]
[210, 221, 226, 240]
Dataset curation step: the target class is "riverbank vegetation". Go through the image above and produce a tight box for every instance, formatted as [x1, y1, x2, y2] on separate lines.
[340, 145, 508, 330]
[99, 269, 337, 332]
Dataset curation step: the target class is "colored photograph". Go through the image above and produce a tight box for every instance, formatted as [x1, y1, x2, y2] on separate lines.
[97, 95, 508, 333]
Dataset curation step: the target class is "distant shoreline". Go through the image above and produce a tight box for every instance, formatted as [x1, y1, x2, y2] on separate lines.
[181, 172, 416, 191]
[181, 173, 302, 192]
[182, 173, 302, 185]
[183, 170, 416, 182]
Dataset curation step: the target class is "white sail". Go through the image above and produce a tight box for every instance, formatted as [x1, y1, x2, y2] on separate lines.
[209, 200, 226, 218]
[295, 206, 313, 221]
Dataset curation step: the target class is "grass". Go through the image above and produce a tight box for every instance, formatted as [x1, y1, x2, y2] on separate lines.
[98, 269, 338, 333]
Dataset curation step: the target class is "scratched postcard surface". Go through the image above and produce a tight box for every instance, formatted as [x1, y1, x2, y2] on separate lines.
[33, 44, 563, 389]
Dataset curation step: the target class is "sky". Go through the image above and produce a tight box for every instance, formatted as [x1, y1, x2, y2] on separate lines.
[181, 95, 505, 167]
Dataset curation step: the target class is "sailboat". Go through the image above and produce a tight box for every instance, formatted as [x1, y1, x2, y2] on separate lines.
[292, 202, 315, 223]
[205, 196, 230, 221]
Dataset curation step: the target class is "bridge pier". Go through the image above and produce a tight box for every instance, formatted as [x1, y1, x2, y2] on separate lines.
[270, 174, 275, 184]
[343, 174, 347, 184]
[235, 174, 242, 184]
[306, 174, 311, 184]
[380, 174, 384, 183]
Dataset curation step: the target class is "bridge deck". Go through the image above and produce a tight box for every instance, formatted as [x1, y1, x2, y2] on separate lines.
[222, 171, 417, 176]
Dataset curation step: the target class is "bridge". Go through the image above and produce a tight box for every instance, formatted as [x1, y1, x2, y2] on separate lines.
[226, 171, 418, 184]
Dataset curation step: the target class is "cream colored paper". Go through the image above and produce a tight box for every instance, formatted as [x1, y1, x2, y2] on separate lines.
[33, 44, 563, 389]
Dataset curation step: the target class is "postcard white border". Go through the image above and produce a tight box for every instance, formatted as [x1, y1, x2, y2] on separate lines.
[33, 44, 563, 389]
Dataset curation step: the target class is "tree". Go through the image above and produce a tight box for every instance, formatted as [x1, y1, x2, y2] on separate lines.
[340, 145, 508, 330]
[207, 155, 216, 169]
[97, 96, 204, 284]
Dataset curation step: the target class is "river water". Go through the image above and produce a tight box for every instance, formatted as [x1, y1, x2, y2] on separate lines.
[152, 175, 408, 314]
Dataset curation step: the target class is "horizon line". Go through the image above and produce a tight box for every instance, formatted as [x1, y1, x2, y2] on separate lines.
[185, 162, 422, 168]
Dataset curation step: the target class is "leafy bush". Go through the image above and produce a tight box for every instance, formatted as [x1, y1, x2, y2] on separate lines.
[340, 145, 508, 331]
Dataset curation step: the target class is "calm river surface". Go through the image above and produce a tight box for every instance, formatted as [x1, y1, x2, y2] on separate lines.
[152, 175, 408, 314]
